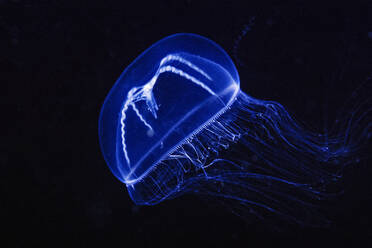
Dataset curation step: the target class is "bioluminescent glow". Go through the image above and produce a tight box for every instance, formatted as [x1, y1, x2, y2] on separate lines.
[99, 33, 371, 226]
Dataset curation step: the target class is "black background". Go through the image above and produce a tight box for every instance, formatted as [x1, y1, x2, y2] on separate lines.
[2, 0, 372, 247]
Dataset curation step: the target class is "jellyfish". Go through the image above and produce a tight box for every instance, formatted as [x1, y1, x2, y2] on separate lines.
[99, 33, 371, 226]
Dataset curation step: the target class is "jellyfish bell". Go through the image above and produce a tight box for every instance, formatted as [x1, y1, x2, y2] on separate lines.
[99, 33, 241, 203]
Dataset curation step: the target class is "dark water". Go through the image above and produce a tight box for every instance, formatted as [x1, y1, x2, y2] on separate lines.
[2, 1, 372, 247]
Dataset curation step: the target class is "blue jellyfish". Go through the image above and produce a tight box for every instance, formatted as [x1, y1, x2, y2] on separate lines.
[99, 33, 371, 226]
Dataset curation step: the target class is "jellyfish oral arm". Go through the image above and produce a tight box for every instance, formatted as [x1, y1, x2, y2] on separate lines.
[159, 54, 212, 81]
[159, 65, 217, 96]
[119, 53, 218, 167]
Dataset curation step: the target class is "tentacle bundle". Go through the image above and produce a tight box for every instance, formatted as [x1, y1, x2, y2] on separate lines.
[128, 86, 371, 226]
